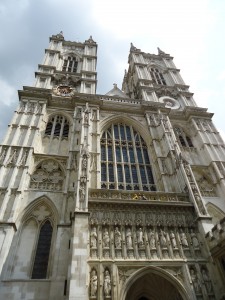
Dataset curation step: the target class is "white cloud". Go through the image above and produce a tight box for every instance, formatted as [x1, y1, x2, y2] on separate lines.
[0, 78, 17, 106]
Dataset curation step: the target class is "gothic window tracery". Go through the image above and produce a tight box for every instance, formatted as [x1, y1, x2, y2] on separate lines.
[101, 123, 156, 191]
[45, 115, 69, 138]
[174, 126, 194, 148]
[30, 159, 64, 191]
[62, 56, 78, 73]
[150, 67, 166, 85]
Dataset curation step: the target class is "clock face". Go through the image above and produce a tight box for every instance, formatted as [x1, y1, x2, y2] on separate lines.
[159, 96, 180, 110]
[57, 85, 73, 96]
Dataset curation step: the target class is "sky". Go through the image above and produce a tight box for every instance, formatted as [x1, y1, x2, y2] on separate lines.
[0, 0, 225, 141]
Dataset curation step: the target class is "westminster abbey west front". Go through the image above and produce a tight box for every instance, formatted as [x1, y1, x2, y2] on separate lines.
[0, 32, 225, 300]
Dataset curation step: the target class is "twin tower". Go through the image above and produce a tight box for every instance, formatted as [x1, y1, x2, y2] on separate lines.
[0, 32, 225, 299]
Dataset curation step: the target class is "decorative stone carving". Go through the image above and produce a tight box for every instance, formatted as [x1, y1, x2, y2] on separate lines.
[149, 229, 156, 248]
[103, 269, 111, 298]
[83, 103, 90, 125]
[90, 227, 97, 248]
[159, 228, 167, 248]
[183, 164, 208, 216]
[114, 227, 122, 248]
[90, 269, 98, 298]
[30, 159, 64, 191]
[103, 228, 110, 248]
[53, 85, 75, 97]
[156, 87, 179, 99]
[79, 184, 85, 202]
[79, 139, 90, 205]
[201, 268, 212, 294]
[18, 150, 28, 167]
[0, 148, 7, 165]
[6, 149, 18, 166]
[137, 227, 144, 248]
[89, 203, 195, 228]
[180, 229, 188, 248]
[195, 194, 207, 215]
[170, 230, 177, 248]
[126, 228, 133, 249]
[190, 268, 201, 294]
[190, 229, 199, 248]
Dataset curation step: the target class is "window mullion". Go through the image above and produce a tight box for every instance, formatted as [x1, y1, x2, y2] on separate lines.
[112, 125, 118, 189]
[106, 137, 109, 189]
[134, 136, 142, 190]
[51, 117, 57, 142]
[140, 142, 146, 189]
[130, 129, 137, 190]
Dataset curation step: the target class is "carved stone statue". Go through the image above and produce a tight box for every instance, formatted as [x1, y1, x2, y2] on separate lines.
[114, 227, 122, 248]
[201, 269, 212, 293]
[79, 182, 85, 202]
[90, 227, 97, 248]
[84, 103, 90, 124]
[103, 228, 110, 248]
[126, 228, 132, 249]
[190, 229, 199, 248]
[149, 229, 156, 248]
[137, 227, 144, 247]
[170, 230, 177, 248]
[90, 269, 98, 297]
[195, 195, 207, 215]
[103, 270, 111, 297]
[180, 229, 188, 247]
[159, 229, 167, 248]
[190, 268, 201, 293]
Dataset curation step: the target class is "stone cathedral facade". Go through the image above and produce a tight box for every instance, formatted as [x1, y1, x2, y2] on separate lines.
[0, 32, 225, 300]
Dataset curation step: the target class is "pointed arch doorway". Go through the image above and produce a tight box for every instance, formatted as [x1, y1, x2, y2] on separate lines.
[121, 267, 190, 300]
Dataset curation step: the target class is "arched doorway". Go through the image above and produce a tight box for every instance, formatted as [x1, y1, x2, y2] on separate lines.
[121, 267, 190, 300]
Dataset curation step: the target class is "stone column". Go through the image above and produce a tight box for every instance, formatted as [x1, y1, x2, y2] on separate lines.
[68, 212, 89, 300]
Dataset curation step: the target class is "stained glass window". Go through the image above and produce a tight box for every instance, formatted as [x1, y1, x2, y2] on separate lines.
[101, 123, 156, 191]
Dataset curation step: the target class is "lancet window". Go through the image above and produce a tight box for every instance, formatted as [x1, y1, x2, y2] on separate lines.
[62, 56, 78, 73]
[31, 220, 53, 279]
[45, 115, 69, 138]
[11, 202, 54, 280]
[174, 126, 194, 148]
[150, 67, 166, 85]
[101, 123, 156, 191]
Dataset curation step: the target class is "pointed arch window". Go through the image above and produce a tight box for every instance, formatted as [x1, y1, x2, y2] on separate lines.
[62, 56, 78, 73]
[10, 203, 55, 280]
[174, 126, 194, 148]
[32, 220, 53, 279]
[101, 123, 156, 191]
[45, 114, 69, 138]
[150, 67, 166, 85]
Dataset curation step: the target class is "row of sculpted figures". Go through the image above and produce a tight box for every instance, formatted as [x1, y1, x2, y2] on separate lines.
[90, 225, 202, 260]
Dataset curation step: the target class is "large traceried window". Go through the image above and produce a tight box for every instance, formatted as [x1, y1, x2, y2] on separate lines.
[150, 67, 166, 85]
[62, 56, 78, 73]
[101, 123, 156, 191]
[45, 115, 69, 138]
